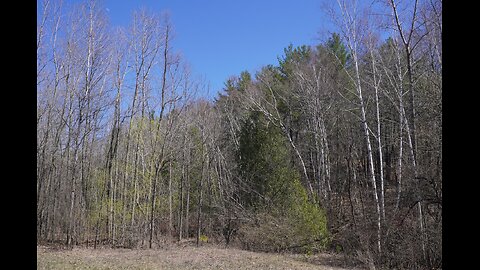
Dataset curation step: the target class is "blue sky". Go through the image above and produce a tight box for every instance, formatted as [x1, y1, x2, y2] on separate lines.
[44, 0, 337, 99]
[102, 0, 333, 99]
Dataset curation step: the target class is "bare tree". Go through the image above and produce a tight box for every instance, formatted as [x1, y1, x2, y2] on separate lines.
[328, 1, 383, 262]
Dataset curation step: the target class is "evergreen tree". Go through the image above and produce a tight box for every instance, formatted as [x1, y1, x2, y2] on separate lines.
[237, 110, 329, 252]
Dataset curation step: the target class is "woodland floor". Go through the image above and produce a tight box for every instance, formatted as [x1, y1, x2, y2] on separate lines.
[37, 241, 364, 270]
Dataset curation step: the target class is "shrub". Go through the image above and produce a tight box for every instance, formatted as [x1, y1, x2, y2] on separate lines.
[199, 234, 209, 243]
[238, 179, 329, 253]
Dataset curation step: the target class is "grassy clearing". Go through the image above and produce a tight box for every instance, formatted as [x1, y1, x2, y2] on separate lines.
[37, 244, 363, 270]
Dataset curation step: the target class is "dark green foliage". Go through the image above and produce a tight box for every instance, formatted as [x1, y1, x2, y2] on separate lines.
[237, 111, 291, 208]
[221, 70, 252, 94]
[325, 33, 351, 67]
[236, 110, 329, 252]
[278, 44, 312, 78]
[238, 71, 252, 92]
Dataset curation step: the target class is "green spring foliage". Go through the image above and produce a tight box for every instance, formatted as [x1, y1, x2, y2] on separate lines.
[199, 234, 209, 243]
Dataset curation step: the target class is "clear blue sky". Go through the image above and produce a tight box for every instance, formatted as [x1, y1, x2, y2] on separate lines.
[55, 0, 335, 99]
[106, 0, 334, 98]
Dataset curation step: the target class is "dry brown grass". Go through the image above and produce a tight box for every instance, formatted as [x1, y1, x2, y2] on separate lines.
[37, 243, 364, 270]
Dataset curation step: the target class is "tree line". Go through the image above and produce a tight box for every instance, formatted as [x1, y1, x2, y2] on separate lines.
[37, 0, 441, 269]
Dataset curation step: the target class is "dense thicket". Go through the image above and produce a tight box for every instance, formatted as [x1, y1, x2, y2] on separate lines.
[235, 111, 329, 252]
[37, 0, 441, 269]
